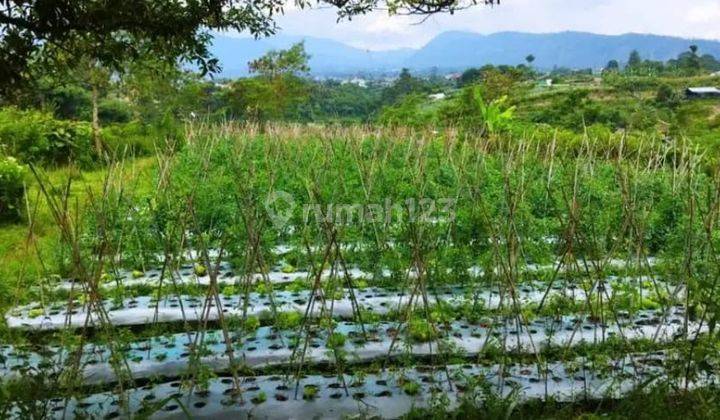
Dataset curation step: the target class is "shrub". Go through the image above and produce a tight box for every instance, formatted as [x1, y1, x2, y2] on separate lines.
[0, 107, 93, 166]
[100, 121, 158, 157]
[101, 119, 181, 158]
[378, 94, 435, 127]
[98, 98, 132, 124]
[655, 84, 680, 107]
[0, 156, 26, 222]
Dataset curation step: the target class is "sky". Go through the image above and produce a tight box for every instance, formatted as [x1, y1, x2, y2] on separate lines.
[231, 0, 720, 50]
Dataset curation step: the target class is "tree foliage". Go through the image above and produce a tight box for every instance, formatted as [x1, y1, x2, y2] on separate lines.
[248, 42, 311, 77]
[381, 68, 427, 105]
[0, 0, 500, 96]
[225, 42, 311, 121]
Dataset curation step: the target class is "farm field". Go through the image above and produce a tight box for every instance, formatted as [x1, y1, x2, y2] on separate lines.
[2, 123, 720, 418]
[3, 2, 720, 418]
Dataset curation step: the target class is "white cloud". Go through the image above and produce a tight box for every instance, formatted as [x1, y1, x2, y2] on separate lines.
[687, 2, 720, 24]
[259, 0, 720, 50]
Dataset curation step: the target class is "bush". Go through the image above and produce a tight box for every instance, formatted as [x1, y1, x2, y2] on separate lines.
[0, 107, 93, 166]
[378, 94, 435, 127]
[655, 84, 680, 107]
[0, 156, 26, 222]
[101, 120, 177, 157]
[98, 98, 133, 124]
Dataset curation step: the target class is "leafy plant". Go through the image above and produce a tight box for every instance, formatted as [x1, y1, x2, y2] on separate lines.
[193, 264, 207, 277]
[408, 318, 437, 343]
[276, 311, 303, 330]
[251, 391, 267, 404]
[0, 156, 26, 222]
[403, 381, 421, 396]
[0, 107, 93, 166]
[326, 332, 346, 350]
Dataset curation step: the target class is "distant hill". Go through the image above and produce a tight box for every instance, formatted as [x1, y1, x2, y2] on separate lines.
[210, 34, 414, 77]
[210, 31, 720, 77]
[404, 31, 720, 71]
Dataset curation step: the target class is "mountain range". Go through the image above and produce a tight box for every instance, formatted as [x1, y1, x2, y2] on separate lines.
[210, 31, 720, 77]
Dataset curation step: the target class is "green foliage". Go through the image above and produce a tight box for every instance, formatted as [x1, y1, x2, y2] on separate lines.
[301, 81, 382, 122]
[100, 121, 166, 157]
[655, 84, 681, 108]
[402, 380, 421, 396]
[302, 384, 319, 400]
[627, 50, 642, 69]
[98, 98, 132, 124]
[38, 84, 92, 120]
[457, 64, 533, 88]
[527, 90, 628, 131]
[221, 43, 313, 122]
[0, 156, 26, 222]
[378, 94, 434, 127]
[276, 311, 303, 330]
[244, 316, 260, 332]
[194, 264, 207, 277]
[249, 42, 310, 77]
[224, 75, 309, 122]
[408, 318, 436, 343]
[0, 107, 93, 166]
[251, 391, 267, 404]
[381, 68, 429, 105]
[326, 332, 346, 350]
[221, 285, 236, 296]
[438, 86, 515, 134]
[605, 59, 620, 71]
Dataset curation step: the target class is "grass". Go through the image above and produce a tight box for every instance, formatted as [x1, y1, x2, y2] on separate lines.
[0, 157, 155, 309]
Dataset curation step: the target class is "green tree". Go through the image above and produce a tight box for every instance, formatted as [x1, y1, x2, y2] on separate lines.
[248, 42, 311, 78]
[381, 68, 425, 105]
[655, 84, 679, 108]
[458, 68, 483, 87]
[378, 94, 429, 127]
[605, 60, 620, 71]
[627, 50, 642, 69]
[225, 43, 311, 122]
[480, 69, 517, 102]
[525, 54, 536, 66]
[688, 45, 701, 72]
[0, 0, 501, 96]
[699, 54, 720, 71]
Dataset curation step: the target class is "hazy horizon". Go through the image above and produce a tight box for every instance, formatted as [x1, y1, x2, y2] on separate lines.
[220, 29, 720, 53]
[221, 0, 720, 51]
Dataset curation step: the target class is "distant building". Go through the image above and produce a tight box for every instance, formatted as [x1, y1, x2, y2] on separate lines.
[686, 87, 720, 99]
[341, 77, 368, 88]
[428, 93, 446, 101]
[444, 73, 462, 81]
